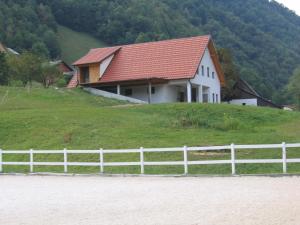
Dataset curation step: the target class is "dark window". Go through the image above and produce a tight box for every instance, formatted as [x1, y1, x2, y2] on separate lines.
[147, 87, 155, 94]
[196, 68, 199, 75]
[179, 92, 185, 102]
[125, 89, 133, 96]
[152, 87, 155, 94]
[207, 67, 210, 77]
[201, 66, 204, 76]
[81, 67, 89, 83]
[212, 72, 215, 79]
[216, 94, 219, 103]
[212, 93, 215, 103]
[203, 94, 209, 103]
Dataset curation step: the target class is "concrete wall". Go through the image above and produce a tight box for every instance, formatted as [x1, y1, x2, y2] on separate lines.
[84, 87, 147, 104]
[229, 98, 258, 106]
[121, 84, 179, 104]
[191, 47, 221, 103]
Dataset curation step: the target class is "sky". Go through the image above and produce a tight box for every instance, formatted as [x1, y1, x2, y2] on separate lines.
[275, 0, 300, 15]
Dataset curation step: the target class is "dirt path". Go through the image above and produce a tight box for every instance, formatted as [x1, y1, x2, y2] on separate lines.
[1, 175, 300, 225]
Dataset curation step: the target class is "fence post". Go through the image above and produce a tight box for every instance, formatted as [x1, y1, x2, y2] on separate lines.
[0, 148, 2, 173]
[64, 148, 68, 173]
[231, 143, 236, 175]
[140, 147, 144, 174]
[30, 149, 33, 173]
[184, 146, 188, 175]
[100, 148, 104, 174]
[282, 142, 287, 174]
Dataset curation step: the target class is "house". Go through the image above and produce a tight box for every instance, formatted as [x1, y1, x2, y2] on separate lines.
[229, 78, 282, 109]
[0, 42, 6, 53]
[0, 42, 19, 55]
[49, 60, 74, 76]
[72, 35, 225, 104]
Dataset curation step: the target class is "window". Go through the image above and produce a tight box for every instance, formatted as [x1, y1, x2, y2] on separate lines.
[125, 89, 132, 96]
[81, 67, 89, 83]
[207, 67, 210, 77]
[201, 66, 204, 76]
[212, 72, 215, 79]
[212, 93, 215, 103]
[196, 68, 199, 75]
[216, 94, 219, 103]
[147, 87, 155, 94]
[152, 87, 155, 94]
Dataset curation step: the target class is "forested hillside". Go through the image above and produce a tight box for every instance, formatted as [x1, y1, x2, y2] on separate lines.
[1, 0, 300, 103]
[0, 1, 60, 58]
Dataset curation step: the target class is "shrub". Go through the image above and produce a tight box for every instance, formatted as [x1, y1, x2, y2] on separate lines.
[56, 77, 67, 88]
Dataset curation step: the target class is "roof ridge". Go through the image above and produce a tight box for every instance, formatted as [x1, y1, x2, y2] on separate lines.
[90, 35, 211, 51]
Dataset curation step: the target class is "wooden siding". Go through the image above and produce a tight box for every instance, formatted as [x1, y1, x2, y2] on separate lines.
[78, 63, 100, 84]
[89, 63, 100, 83]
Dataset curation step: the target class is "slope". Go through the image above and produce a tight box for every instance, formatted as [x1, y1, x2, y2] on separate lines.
[1, 86, 300, 174]
[57, 25, 107, 65]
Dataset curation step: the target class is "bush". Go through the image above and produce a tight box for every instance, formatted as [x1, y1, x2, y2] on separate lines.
[215, 113, 242, 131]
[9, 80, 24, 87]
[56, 77, 67, 88]
[172, 104, 247, 131]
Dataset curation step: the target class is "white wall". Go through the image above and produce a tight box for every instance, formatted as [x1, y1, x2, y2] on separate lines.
[190, 47, 221, 103]
[229, 99, 258, 106]
[100, 54, 114, 77]
[84, 87, 147, 104]
[121, 84, 179, 103]
[108, 47, 221, 104]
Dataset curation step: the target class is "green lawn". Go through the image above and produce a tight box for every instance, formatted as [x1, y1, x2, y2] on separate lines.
[1, 86, 300, 175]
[57, 25, 107, 65]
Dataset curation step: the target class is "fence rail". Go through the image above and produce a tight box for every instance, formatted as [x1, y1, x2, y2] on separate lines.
[1, 143, 300, 175]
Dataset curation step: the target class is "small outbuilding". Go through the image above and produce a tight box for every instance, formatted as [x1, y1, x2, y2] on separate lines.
[229, 79, 282, 109]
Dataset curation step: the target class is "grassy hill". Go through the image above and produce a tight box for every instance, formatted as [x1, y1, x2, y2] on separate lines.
[57, 25, 107, 65]
[1, 86, 300, 174]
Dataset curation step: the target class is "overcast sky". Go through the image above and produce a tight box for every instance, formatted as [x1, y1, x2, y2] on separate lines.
[275, 0, 300, 15]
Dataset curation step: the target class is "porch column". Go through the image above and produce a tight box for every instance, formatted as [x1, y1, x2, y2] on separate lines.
[148, 82, 152, 104]
[117, 84, 121, 95]
[187, 81, 192, 103]
[198, 85, 203, 103]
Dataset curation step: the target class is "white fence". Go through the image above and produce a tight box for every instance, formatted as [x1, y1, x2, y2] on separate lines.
[1, 143, 300, 175]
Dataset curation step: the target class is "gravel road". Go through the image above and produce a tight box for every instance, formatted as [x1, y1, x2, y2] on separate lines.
[1, 175, 300, 225]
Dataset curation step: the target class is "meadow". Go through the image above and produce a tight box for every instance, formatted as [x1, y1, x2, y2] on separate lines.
[1, 86, 300, 175]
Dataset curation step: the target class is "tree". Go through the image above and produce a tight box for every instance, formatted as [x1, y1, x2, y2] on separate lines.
[38, 64, 62, 88]
[287, 67, 300, 109]
[43, 30, 61, 58]
[0, 52, 9, 85]
[217, 48, 240, 101]
[31, 42, 50, 59]
[7, 52, 43, 87]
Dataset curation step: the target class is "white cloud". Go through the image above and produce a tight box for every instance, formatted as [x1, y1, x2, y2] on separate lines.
[275, 0, 300, 15]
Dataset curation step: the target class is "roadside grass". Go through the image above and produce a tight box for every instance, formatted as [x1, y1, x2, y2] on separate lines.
[1, 86, 300, 175]
[57, 25, 107, 65]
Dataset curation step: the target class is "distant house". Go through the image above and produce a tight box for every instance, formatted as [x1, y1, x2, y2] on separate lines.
[0, 42, 6, 53]
[71, 35, 225, 104]
[229, 79, 282, 109]
[0, 42, 19, 55]
[50, 60, 74, 76]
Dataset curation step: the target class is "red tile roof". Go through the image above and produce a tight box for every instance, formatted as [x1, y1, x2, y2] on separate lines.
[73, 35, 225, 85]
[73, 46, 121, 66]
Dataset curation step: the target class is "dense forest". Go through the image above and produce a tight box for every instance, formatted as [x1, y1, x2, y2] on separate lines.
[0, 0, 60, 58]
[1, 0, 300, 103]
